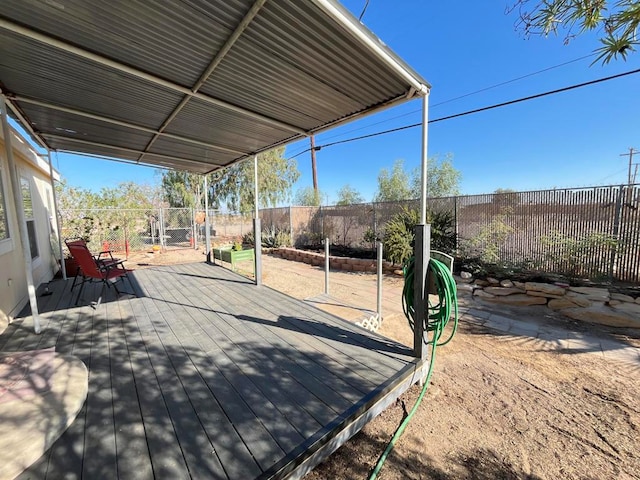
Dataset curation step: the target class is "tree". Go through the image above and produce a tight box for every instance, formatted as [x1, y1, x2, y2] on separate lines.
[411, 154, 461, 198]
[294, 186, 323, 206]
[160, 147, 300, 213]
[335, 184, 364, 205]
[161, 171, 203, 209]
[374, 159, 412, 202]
[510, 0, 640, 63]
[209, 147, 299, 213]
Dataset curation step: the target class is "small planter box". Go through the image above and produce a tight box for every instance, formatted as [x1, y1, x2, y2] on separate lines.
[213, 246, 255, 273]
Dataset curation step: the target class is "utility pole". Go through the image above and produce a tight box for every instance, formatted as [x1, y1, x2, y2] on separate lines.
[310, 135, 318, 203]
[620, 148, 639, 185]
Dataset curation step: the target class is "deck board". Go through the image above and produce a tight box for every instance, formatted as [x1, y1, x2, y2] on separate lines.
[5, 261, 424, 480]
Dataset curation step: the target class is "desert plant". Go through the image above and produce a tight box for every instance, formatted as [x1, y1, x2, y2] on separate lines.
[539, 231, 618, 280]
[242, 226, 291, 248]
[464, 214, 514, 264]
[382, 207, 456, 264]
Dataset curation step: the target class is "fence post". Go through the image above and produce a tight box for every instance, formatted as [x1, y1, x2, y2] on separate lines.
[609, 185, 624, 281]
[454, 195, 459, 251]
[289, 205, 294, 246]
[324, 237, 329, 295]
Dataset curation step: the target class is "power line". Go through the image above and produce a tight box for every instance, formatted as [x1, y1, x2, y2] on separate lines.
[358, 0, 370, 21]
[286, 67, 640, 160]
[304, 52, 597, 148]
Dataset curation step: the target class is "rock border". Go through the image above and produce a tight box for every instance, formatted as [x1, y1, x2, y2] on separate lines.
[458, 275, 640, 329]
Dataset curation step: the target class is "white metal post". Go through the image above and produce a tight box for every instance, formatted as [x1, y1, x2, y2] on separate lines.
[204, 175, 211, 262]
[47, 150, 66, 280]
[324, 238, 329, 295]
[1, 95, 41, 334]
[376, 241, 383, 317]
[413, 92, 431, 359]
[253, 155, 262, 286]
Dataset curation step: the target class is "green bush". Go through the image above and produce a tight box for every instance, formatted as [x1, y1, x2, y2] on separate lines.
[242, 226, 291, 248]
[382, 207, 456, 264]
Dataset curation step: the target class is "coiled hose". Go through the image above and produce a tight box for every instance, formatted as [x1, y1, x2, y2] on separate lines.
[368, 256, 458, 479]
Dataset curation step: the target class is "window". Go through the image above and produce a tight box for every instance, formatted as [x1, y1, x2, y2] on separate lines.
[20, 177, 39, 259]
[0, 168, 8, 242]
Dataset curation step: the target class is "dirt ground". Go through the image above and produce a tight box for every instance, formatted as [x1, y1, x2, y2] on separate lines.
[126, 248, 640, 480]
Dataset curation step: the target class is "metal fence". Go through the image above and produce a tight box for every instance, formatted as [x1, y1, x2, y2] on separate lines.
[59, 207, 254, 257]
[258, 184, 640, 284]
[60, 184, 640, 282]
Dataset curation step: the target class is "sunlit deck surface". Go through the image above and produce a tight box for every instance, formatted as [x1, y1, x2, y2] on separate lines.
[2, 262, 426, 479]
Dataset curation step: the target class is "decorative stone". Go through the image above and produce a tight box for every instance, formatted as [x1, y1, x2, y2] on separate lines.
[513, 281, 526, 289]
[610, 301, 640, 315]
[527, 290, 565, 299]
[484, 287, 522, 296]
[608, 300, 622, 306]
[500, 279, 514, 288]
[455, 274, 473, 284]
[610, 293, 635, 303]
[564, 292, 593, 307]
[560, 305, 640, 328]
[525, 282, 566, 296]
[456, 283, 475, 294]
[548, 298, 579, 310]
[475, 280, 489, 287]
[554, 282, 570, 288]
[487, 277, 500, 285]
[473, 289, 495, 298]
[460, 271, 473, 279]
[568, 287, 610, 302]
[636, 297, 640, 304]
[483, 294, 547, 306]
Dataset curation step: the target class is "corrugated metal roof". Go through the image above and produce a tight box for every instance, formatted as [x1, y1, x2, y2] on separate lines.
[0, 0, 429, 173]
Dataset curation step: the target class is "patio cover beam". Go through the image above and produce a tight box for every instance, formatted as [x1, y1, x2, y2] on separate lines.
[4, 97, 49, 151]
[1, 94, 41, 334]
[11, 96, 247, 156]
[0, 18, 307, 136]
[42, 134, 213, 169]
[139, 0, 268, 163]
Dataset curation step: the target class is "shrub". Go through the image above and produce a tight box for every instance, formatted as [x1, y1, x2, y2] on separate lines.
[382, 207, 456, 264]
[242, 226, 291, 248]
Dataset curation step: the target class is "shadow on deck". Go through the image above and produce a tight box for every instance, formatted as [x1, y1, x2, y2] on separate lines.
[1, 262, 426, 479]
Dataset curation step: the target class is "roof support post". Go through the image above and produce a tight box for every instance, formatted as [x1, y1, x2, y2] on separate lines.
[413, 92, 430, 359]
[253, 155, 262, 286]
[204, 175, 211, 263]
[1, 94, 41, 334]
[47, 150, 66, 280]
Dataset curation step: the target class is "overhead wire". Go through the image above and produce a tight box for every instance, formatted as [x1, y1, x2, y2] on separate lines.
[309, 52, 597, 146]
[285, 67, 640, 160]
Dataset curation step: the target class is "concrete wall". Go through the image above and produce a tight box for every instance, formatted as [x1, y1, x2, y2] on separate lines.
[0, 126, 59, 325]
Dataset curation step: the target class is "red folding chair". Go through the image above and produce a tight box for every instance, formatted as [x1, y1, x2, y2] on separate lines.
[66, 239, 134, 306]
[65, 238, 121, 291]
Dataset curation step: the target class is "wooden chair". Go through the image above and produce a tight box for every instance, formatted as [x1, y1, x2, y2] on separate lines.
[65, 239, 134, 306]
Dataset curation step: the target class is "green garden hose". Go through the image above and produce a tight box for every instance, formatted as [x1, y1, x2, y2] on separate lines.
[368, 257, 458, 479]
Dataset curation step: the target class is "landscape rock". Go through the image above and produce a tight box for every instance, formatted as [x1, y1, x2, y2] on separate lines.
[482, 294, 547, 306]
[460, 271, 473, 279]
[609, 301, 640, 316]
[564, 292, 594, 307]
[608, 300, 622, 306]
[455, 274, 473, 284]
[568, 287, 610, 302]
[484, 287, 522, 296]
[456, 283, 475, 294]
[554, 282, 571, 288]
[610, 293, 635, 303]
[475, 280, 489, 287]
[473, 289, 495, 298]
[500, 279, 514, 288]
[560, 305, 640, 328]
[637, 297, 640, 304]
[548, 298, 581, 310]
[525, 282, 566, 296]
[487, 277, 500, 285]
[527, 290, 565, 299]
[513, 281, 526, 289]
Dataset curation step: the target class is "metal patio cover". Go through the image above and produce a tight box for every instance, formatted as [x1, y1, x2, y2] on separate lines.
[0, 0, 430, 174]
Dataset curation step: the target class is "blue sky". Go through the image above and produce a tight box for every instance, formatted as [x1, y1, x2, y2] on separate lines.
[33, 1, 640, 203]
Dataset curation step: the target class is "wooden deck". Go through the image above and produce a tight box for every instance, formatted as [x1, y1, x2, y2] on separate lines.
[1, 262, 427, 479]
